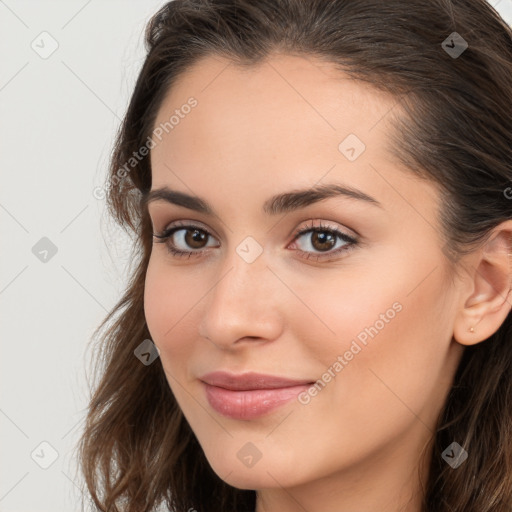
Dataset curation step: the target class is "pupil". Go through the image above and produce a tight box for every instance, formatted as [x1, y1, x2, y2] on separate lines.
[313, 231, 335, 251]
[186, 229, 206, 248]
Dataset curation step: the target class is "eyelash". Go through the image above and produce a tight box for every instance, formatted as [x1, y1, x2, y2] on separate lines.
[152, 220, 358, 262]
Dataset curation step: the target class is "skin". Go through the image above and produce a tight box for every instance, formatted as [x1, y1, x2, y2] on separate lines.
[143, 53, 512, 512]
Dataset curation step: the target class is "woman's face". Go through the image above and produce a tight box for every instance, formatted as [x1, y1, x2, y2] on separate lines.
[144, 54, 466, 502]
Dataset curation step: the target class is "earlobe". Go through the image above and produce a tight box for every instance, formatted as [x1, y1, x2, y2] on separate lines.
[452, 222, 512, 347]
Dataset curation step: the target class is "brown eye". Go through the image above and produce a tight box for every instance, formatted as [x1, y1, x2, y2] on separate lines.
[184, 228, 209, 249]
[153, 221, 358, 261]
[293, 228, 351, 254]
[290, 221, 358, 261]
[310, 231, 337, 252]
[152, 224, 220, 257]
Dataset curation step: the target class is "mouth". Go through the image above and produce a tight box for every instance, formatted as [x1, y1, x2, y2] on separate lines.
[200, 371, 315, 420]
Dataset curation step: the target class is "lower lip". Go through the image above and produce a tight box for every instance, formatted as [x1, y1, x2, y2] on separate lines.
[203, 382, 311, 420]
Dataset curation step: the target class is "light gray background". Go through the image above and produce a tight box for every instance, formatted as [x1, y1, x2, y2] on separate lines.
[1, 1, 511, 511]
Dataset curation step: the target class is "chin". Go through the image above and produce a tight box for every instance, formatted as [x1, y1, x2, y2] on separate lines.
[218, 470, 286, 491]
[204, 452, 304, 490]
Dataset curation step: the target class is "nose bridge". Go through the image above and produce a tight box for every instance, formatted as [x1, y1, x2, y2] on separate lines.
[210, 243, 271, 316]
[199, 240, 283, 345]
[214, 234, 271, 303]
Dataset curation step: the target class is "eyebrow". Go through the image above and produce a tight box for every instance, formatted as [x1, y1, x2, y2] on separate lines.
[140, 183, 382, 216]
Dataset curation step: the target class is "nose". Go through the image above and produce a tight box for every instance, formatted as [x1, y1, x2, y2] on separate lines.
[198, 246, 284, 349]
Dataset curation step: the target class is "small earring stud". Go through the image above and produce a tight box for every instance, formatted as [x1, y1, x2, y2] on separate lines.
[469, 326, 475, 333]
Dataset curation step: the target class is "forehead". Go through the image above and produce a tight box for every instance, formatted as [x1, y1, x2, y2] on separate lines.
[148, 53, 436, 220]
[151, 53, 399, 160]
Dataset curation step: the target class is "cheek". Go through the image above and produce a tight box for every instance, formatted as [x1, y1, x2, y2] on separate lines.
[290, 253, 454, 402]
[144, 259, 171, 340]
[283, 266, 404, 362]
[143, 257, 199, 357]
[281, 271, 452, 468]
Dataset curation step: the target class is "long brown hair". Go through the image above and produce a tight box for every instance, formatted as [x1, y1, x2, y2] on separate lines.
[78, 1, 512, 510]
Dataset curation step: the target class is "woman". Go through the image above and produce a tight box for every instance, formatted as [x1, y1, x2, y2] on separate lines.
[78, 0, 512, 511]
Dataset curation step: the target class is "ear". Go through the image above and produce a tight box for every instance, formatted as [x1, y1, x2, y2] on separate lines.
[453, 220, 512, 346]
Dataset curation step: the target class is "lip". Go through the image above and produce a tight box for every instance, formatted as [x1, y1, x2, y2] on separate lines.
[200, 371, 314, 420]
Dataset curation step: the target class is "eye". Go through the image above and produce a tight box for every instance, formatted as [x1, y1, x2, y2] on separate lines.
[288, 220, 358, 261]
[152, 219, 358, 261]
[152, 221, 219, 259]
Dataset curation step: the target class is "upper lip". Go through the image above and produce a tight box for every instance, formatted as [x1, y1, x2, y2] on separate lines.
[200, 371, 314, 391]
